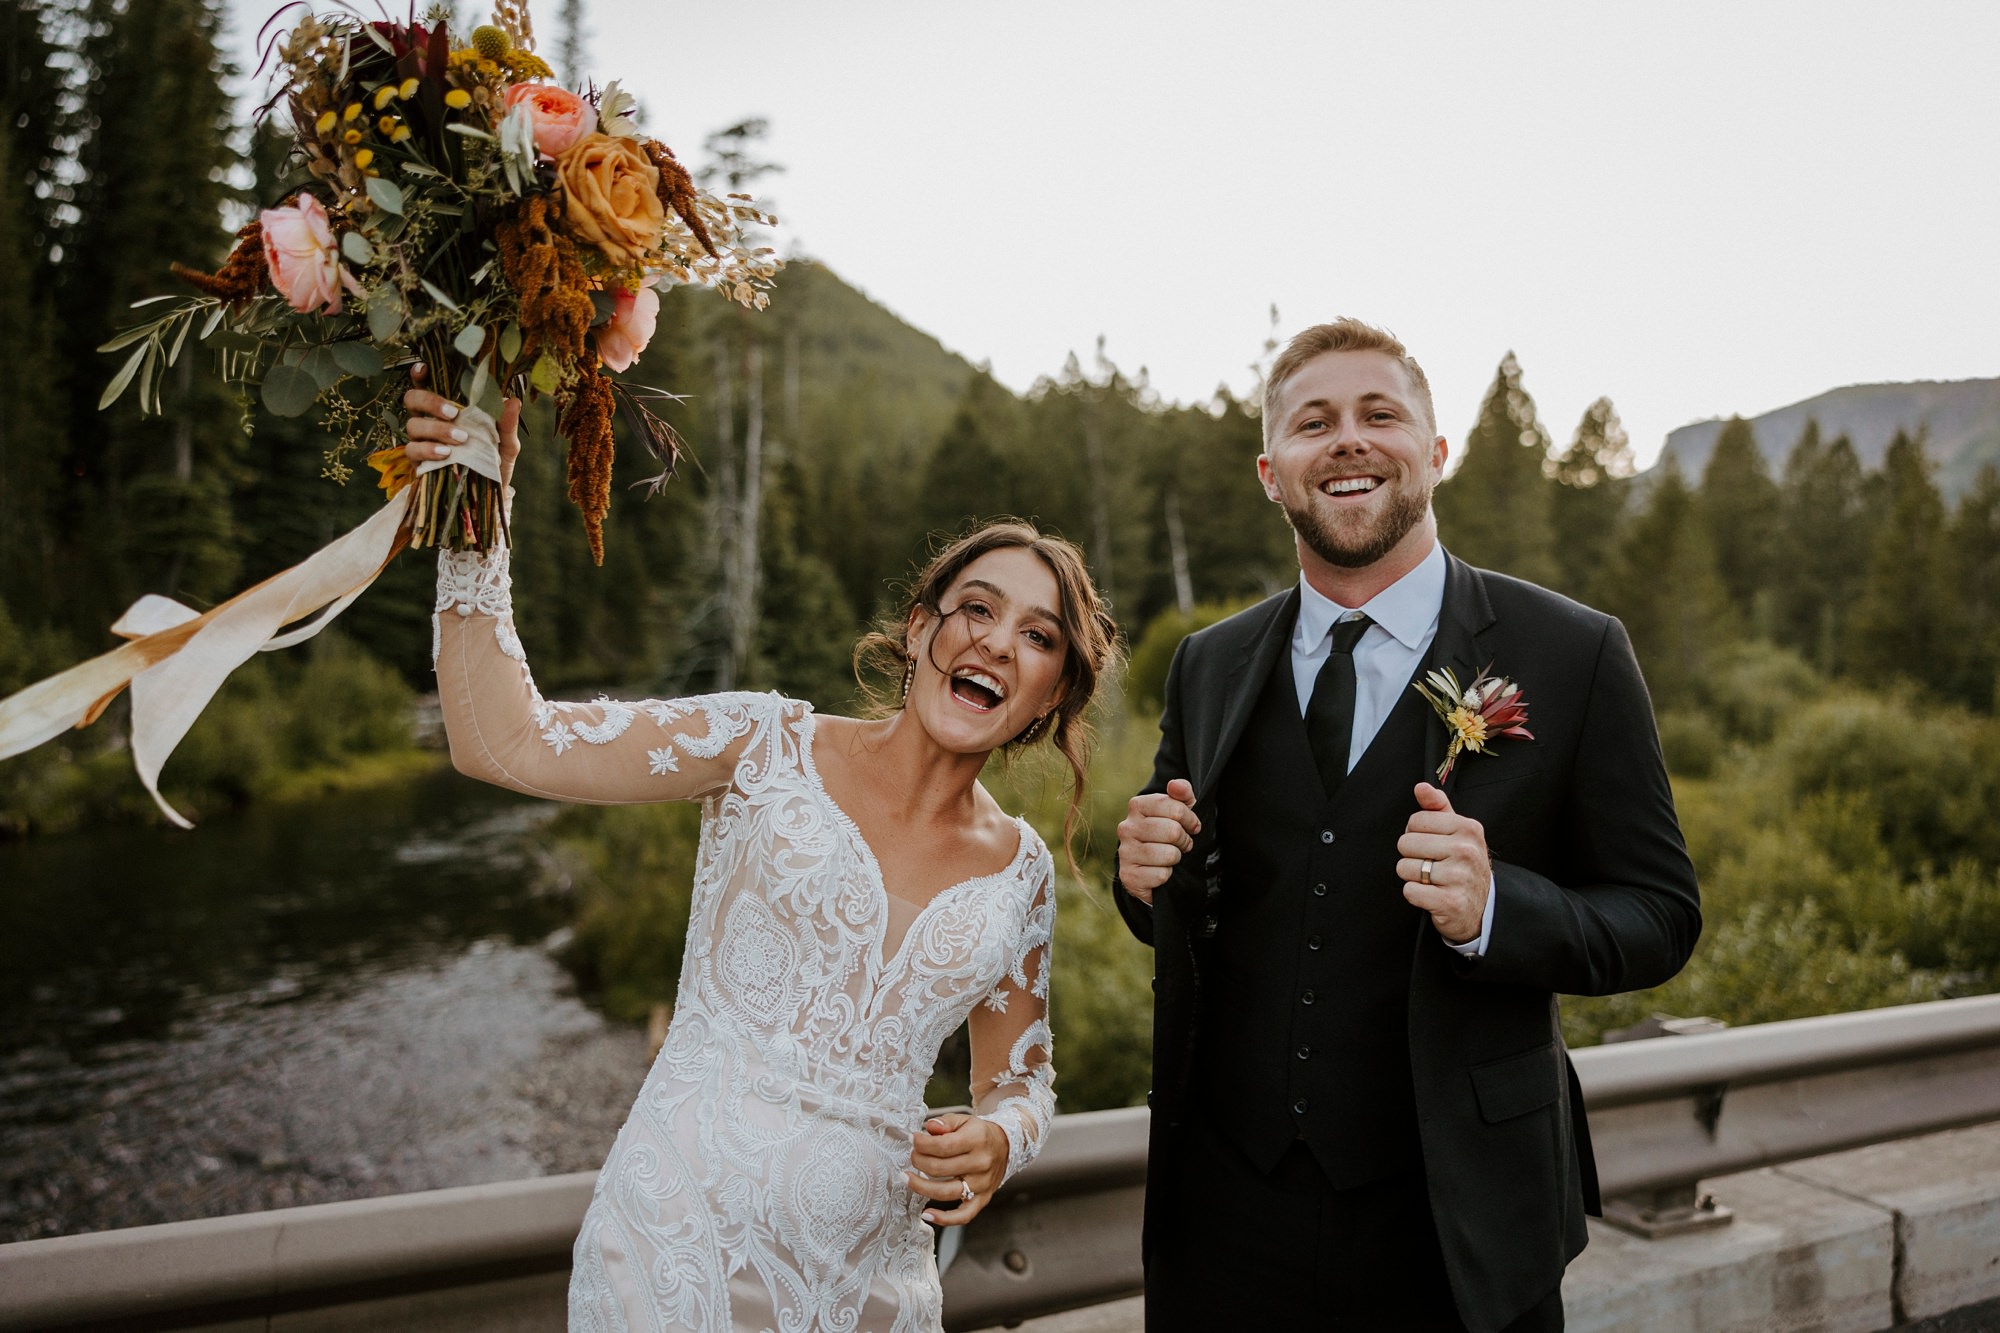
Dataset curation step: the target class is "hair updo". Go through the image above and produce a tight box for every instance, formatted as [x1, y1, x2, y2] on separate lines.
[856, 519, 1121, 870]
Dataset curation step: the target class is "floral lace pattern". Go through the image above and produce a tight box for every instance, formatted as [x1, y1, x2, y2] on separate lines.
[432, 550, 1056, 1332]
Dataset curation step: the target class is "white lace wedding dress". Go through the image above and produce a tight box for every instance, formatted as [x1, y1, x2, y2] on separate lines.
[433, 548, 1057, 1333]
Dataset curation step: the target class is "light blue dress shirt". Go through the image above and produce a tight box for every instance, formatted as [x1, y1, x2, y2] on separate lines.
[1288, 542, 1494, 957]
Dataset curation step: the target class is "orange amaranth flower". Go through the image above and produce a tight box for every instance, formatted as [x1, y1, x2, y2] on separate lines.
[170, 219, 269, 305]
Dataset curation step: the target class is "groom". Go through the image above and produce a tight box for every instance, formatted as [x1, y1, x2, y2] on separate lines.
[1113, 319, 1701, 1332]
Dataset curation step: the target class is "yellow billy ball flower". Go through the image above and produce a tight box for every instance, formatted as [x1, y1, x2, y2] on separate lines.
[315, 109, 337, 134]
[342, 102, 363, 122]
[378, 115, 397, 135]
[353, 148, 375, 169]
[470, 25, 510, 60]
[443, 88, 472, 110]
[372, 84, 397, 111]
[343, 128, 363, 145]
[390, 125, 414, 143]
[399, 77, 420, 99]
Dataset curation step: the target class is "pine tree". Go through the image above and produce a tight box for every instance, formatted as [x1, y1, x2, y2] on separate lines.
[57, 0, 242, 631]
[1548, 396, 1633, 605]
[1696, 416, 1780, 631]
[917, 369, 1017, 542]
[1594, 458, 1737, 709]
[1433, 352, 1559, 586]
[1850, 430, 1964, 694]
[1773, 423, 1871, 673]
[1951, 465, 2000, 708]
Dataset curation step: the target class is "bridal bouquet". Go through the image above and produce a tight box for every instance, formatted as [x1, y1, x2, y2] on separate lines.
[0, 2, 778, 825]
[103, 0, 777, 562]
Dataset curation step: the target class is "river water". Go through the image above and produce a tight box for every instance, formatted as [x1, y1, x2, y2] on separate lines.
[0, 766, 646, 1243]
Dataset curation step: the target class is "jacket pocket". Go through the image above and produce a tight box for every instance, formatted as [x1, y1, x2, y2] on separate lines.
[1470, 1040, 1561, 1123]
[1453, 744, 1543, 790]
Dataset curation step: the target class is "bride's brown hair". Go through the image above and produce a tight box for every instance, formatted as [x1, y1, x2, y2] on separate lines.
[855, 519, 1121, 870]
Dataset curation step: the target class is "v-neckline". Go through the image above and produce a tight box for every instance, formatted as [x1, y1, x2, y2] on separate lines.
[798, 713, 1033, 974]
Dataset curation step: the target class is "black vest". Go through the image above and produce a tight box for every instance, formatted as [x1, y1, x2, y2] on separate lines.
[1193, 645, 1430, 1187]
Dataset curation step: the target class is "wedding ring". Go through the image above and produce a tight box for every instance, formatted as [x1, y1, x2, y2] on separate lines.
[958, 1178, 975, 1203]
[1420, 859, 1434, 886]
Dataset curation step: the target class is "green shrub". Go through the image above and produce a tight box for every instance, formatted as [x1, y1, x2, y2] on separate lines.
[1657, 710, 1726, 778]
[553, 800, 703, 1023]
[1124, 598, 1260, 716]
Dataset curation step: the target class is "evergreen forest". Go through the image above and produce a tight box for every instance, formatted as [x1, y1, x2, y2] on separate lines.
[3, 0, 1997, 1115]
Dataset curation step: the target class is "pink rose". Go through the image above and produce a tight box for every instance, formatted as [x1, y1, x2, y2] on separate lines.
[259, 194, 359, 315]
[594, 284, 659, 371]
[503, 83, 599, 159]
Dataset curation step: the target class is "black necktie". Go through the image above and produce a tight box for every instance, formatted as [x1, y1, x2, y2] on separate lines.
[1306, 614, 1373, 797]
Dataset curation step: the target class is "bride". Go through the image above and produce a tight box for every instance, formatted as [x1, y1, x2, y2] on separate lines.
[403, 380, 1120, 1332]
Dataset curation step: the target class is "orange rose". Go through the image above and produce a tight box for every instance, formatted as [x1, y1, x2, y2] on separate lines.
[502, 83, 597, 158]
[556, 133, 664, 268]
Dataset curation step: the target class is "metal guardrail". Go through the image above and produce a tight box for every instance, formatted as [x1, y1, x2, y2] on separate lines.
[3, 994, 1998, 1331]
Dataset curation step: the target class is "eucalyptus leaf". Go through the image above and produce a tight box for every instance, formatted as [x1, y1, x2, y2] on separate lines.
[366, 290, 404, 342]
[453, 323, 487, 359]
[261, 363, 320, 418]
[98, 323, 158, 353]
[588, 291, 618, 327]
[200, 305, 227, 339]
[281, 345, 307, 367]
[130, 294, 181, 308]
[167, 312, 194, 366]
[471, 368, 504, 420]
[98, 343, 148, 410]
[138, 340, 159, 414]
[530, 351, 562, 396]
[364, 176, 405, 215]
[446, 123, 495, 141]
[340, 230, 374, 264]
[302, 343, 343, 390]
[330, 341, 385, 378]
[467, 361, 491, 413]
[499, 323, 523, 363]
[419, 279, 460, 312]
[376, 211, 408, 242]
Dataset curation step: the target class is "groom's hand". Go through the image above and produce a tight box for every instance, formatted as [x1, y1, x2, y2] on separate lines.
[1397, 783, 1491, 945]
[1116, 778, 1200, 906]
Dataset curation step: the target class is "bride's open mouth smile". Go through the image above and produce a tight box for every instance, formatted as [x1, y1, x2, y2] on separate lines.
[947, 667, 1008, 713]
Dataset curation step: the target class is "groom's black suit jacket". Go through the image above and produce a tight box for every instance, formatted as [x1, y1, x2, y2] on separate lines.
[1114, 552, 1701, 1333]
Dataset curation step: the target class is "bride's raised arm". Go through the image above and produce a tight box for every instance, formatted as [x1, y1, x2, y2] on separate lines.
[433, 543, 785, 805]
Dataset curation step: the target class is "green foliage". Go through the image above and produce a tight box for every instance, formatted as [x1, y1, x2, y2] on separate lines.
[1435, 352, 1559, 587]
[552, 801, 703, 1023]
[1565, 671, 2000, 1045]
[1773, 424, 1871, 674]
[1594, 459, 1736, 709]
[1697, 416, 1780, 628]
[1548, 397, 1632, 604]
[1125, 597, 1262, 716]
[1849, 431, 1963, 694]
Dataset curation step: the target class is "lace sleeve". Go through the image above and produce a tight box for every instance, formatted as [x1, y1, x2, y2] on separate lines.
[433, 547, 798, 804]
[968, 857, 1056, 1184]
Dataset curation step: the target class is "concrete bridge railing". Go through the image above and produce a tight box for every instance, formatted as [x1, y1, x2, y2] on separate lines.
[3, 993, 1998, 1332]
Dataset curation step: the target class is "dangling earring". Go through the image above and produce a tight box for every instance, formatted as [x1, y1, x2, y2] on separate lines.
[1017, 711, 1053, 745]
[900, 654, 916, 704]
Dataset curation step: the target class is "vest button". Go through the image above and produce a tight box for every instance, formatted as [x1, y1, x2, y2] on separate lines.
[1308, 934, 1323, 950]
[1320, 830, 1335, 844]
[1312, 882, 1327, 897]
[1300, 989, 1316, 1005]
[1296, 1044, 1312, 1060]
[1292, 1097, 1309, 1115]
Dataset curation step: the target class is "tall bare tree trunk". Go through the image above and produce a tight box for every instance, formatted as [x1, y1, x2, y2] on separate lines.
[712, 338, 739, 690]
[1083, 408, 1115, 608]
[1165, 488, 1194, 615]
[730, 343, 766, 681]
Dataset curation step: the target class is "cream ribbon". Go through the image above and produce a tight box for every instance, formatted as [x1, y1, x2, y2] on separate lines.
[0, 406, 502, 829]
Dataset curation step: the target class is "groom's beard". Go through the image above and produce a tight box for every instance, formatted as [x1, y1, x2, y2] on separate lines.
[1282, 478, 1432, 570]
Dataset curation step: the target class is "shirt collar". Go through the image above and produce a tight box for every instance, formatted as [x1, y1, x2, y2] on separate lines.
[1293, 541, 1447, 653]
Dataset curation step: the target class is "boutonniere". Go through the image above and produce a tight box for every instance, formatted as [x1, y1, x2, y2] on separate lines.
[1413, 666, 1533, 782]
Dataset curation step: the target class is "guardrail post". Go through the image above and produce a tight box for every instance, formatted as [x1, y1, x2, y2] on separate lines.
[1597, 1013, 1736, 1238]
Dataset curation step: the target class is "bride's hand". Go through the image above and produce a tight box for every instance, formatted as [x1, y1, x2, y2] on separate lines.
[402, 363, 523, 491]
[905, 1113, 1009, 1227]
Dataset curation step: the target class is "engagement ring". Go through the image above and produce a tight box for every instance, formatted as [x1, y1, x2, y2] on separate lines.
[958, 1179, 975, 1203]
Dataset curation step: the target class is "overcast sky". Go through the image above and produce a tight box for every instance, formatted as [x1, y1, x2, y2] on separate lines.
[224, 1, 2000, 466]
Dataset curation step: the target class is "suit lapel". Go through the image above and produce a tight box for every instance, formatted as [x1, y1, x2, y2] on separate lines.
[1419, 553, 1497, 801]
[1196, 585, 1299, 795]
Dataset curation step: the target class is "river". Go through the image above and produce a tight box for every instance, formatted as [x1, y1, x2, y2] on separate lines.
[0, 765, 645, 1243]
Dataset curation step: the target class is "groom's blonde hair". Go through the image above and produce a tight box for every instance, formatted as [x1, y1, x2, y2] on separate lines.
[1262, 318, 1437, 444]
